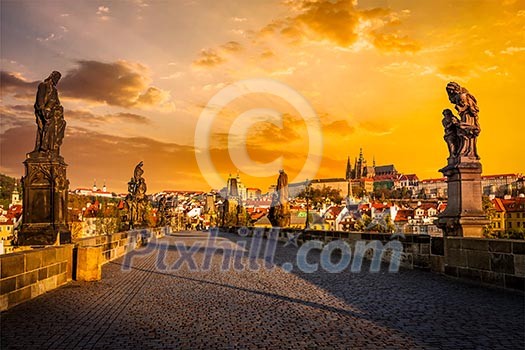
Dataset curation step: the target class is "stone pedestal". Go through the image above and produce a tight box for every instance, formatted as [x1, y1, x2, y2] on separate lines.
[436, 157, 489, 237]
[18, 151, 71, 245]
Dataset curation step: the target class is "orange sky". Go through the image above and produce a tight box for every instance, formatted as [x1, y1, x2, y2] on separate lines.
[1, 0, 524, 193]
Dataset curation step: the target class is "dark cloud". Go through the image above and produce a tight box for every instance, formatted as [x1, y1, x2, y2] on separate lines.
[0, 71, 38, 99]
[0, 104, 150, 129]
[1, 60, 173, 108]
[0, 121, 203, 192]
[59, 60, 171, 108]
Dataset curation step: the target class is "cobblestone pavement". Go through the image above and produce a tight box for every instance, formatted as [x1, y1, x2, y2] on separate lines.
[1, 231, 524, 349]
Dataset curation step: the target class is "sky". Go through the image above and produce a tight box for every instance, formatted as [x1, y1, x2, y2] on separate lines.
[1, 0, 524, 194]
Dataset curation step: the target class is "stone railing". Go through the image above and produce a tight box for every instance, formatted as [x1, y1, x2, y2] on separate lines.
[444, 237, 525, 291]
[0, 227, 169, 311]
[223, 227, 444, 271]
[1, 245, 73, 311]
[74, 227, 169, 281]
[221, 227, 523, 292]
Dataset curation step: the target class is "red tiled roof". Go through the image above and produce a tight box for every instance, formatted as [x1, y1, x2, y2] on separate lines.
[394, 209, 413, 222]
[0, 218, 14, 225]
[501, 198, 525, 212]
[491, 198, 505, 212]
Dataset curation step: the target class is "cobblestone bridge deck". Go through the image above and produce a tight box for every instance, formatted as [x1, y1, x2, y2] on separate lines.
[1, 231, 524, 349]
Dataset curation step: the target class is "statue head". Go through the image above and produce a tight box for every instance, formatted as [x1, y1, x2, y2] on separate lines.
[47, 71, 62, 86]
[446, 82, 461, 103]
[442, 109, 454, 119]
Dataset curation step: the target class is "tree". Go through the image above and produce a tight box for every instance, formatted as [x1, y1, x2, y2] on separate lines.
[482, 196, 496, 234]
[297, 185, 343, 206]
[354, 214, 372, 231]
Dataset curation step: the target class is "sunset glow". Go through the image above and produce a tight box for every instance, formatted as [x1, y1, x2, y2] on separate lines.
[1, 0, 524, 193]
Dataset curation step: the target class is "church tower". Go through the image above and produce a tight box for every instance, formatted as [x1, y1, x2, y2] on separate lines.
[345, 156, 352, 180]
[11, 181, 21, 206]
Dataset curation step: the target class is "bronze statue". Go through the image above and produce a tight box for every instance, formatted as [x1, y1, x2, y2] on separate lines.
[445, 82, 480, 159]
[34, 71, 66, 155]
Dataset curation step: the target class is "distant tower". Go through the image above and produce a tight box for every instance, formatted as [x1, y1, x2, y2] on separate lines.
[93, 179, 97, 192]
[373, 156, 376, 167]
[102, 180, 107, 192]
[355, 148, 364, 179]
[11, 181, 21, 206]
[345, 156, 352, 180]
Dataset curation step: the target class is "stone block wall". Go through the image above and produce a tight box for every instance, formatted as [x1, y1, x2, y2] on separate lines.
[0, 245, 73, 311]
[74, 227, 168, 281]
[225, 227, 441, 270]
[223, 227, 523, 292]
[444, 237, 525, 291]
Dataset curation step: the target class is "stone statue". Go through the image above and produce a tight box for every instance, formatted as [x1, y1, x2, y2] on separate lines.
[276, 169, 289, 206]
[19, 71, 71, 245]
[268, 169, 291, 227]
[445, 82, 480, 159]
[34, 71, 66, 155]
[125, 161, 149, 228]
[437, 82, 489, 237]
[442, 108, 460, 158]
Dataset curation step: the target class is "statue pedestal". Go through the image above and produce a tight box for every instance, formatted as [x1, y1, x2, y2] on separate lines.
[436, 158, 489, 237]
[18, 152, 71, 245]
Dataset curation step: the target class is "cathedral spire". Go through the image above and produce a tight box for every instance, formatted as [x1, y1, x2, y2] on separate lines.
[345, 156, 351, 180]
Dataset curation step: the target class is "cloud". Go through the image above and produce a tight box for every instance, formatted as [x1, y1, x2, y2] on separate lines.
[192, 42, 243, 68]
[260, 50, 274, 59]
[258, 0, 417, 52]
[97, 6, 109, 14]
[67, 109, 151, 125]
[192, 49, 225, 67]
[292, 0, 361, 46]
[370, 32, 419, 53]
[500, 46, 525, 55]
[437, 63, 473, 80]
[221, 41, 243, 52]
[36, 33, 58, 42]
[270, 66, 296, 76]
[0, 104, 151, 131]
[323, 119, 355, 136]
[378, 61, 434, 77]
[96, 6, 110, 20]
[59, 60, 173, 108]
[231, 17, 247, 22]
[194, 0, 418, 67]
[0, 119, 203, 192]
[0, 71, 38, 98]
[160, 72, 183, 80]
